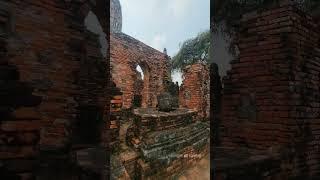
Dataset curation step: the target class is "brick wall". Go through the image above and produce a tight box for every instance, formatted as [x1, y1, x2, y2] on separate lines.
[216, 3, 320, 178]
[110, 33, 170, 109]
[108, 81, 122, 152]
[179, 63, 210, 119]
[0, 1, 110, 179]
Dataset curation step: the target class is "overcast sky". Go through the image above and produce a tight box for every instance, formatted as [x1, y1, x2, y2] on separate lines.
[119, 0, 210, 85]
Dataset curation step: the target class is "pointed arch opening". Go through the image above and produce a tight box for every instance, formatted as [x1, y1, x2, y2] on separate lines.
[132, 62, 150, 108]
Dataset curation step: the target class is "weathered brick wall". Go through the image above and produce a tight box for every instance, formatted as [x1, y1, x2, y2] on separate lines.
[131, 108, 197, 138]
[213, 147, 290, 180]
[0, 1, 110, 179]
[138, 142, 209, 179]
[108, 81, 122, 152]
[110, 33, 170, 109]
[130, 109, 209, 179]
[0, 34, 43, 180]
[179, 63, 210, 119]
[217, 3, 320, 178]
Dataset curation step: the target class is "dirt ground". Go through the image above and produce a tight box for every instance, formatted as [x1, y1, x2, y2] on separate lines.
[177, 153, 210, 180]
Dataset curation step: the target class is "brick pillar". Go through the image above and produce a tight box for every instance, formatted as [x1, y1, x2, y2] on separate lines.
[179, 63, 210, 120]
[219, 3, 320, 177]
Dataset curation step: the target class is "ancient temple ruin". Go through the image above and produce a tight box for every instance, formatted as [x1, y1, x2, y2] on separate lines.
[109, 0, 210, 179]
[0, 0, 210, 179]
[212, 2, 320, 179]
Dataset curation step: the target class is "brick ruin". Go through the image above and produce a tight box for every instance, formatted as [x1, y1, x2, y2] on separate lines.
[0, 1, 111, 179]
[109, 81, 122, 152]
[213, 3, 320, 179]
[110, 33, 170, 109]
[108, 34, 210, 180]
[109, 1, 210, 179]
[110, 0, 170, 110]
[179, 62, 210, 120]
[110, 39, 210, 177]
[0, 0, 211, 179]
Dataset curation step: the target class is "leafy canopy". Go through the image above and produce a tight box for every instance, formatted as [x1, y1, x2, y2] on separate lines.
[171, 30, 211, 70]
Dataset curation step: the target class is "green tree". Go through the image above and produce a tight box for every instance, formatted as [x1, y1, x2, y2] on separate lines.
[171, 30, 211, 70]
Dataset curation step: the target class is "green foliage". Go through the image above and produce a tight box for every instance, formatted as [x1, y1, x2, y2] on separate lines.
[171, 30, 211, 70]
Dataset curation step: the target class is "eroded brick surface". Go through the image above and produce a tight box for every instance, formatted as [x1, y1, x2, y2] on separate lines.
[179, 63, 210, 120]
[0, 1, 110, 179]
[110, 33, 170, 109]
[108, 81, 122, 152]
[213, 3, 320, 179]
[128, 108, 209, 179]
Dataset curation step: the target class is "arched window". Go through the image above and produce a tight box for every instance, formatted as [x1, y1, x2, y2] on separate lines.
[136, 64, 144, 80]
[171, 69, 182, 86]
[132, 63, 150, 108]
[132, 64, 145, 107]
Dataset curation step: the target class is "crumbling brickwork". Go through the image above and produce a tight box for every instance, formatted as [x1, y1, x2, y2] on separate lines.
[109, 81, 122, 152]
[0, 34, 43, 180]
[179, 63, 210, 119]
[110, 33, 170, 109]
[127, 108, 209, 179]
[214, 3, 320, 179]
[0, 1, 110, 179]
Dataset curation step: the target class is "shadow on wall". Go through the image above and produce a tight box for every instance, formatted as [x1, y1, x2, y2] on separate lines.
[84, 11, 107, 57]
[212, 30, 233, 77]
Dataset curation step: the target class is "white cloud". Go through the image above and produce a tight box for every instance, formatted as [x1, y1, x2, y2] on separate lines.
[168, 0, 193, 19]
[119, 0, 209, 57]
[120, 0, 160, 19]
[151, 34, 167, 52]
